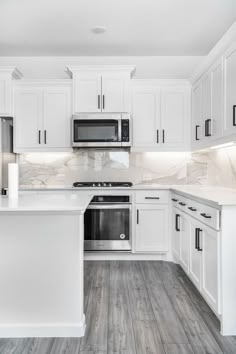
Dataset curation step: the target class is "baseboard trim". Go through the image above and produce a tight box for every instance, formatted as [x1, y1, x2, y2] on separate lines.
[84, 252, 172, 261]
[0, 315, 86, 338]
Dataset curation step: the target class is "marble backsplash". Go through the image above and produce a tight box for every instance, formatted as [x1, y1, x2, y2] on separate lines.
[17, 146, 236, 188]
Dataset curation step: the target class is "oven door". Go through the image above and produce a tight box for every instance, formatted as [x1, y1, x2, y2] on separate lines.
[73, 117, 122, 147]
[84, 204, 131, 251]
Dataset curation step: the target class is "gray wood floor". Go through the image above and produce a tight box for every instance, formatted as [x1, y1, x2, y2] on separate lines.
[1, 261, 236, 354]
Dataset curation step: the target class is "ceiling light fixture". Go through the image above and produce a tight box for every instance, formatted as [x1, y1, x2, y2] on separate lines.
[91, 26, 107, 34]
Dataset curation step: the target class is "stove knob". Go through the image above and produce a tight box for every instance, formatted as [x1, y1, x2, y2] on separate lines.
[92, 183, 96, 187]
[109, 183, 112, 187]
[98, 183, 101, 187]
[103, 183, 106, 187]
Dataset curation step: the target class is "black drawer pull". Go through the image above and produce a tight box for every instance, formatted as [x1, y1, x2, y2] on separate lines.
[233, 105, 236, 126]
[137, 210, 139, 224]
[145, 197, 160, 200]
[188, 207, 197, 211]
[175, 214, 180, 232]
[172, 198, 178, 202]
[156, 130, 159, 143]
[196, 125, 200, 141]
[197, 228, 203, 251]
[178, 202, 186, 206]
[200, 213, 211, 219]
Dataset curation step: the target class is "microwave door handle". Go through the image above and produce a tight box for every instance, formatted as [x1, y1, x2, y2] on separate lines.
[118, 119, 122, 142]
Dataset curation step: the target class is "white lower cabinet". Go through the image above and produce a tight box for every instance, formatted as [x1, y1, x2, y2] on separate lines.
[179, 212, 190, 274]
[189, 219, 201, 290]
[172, 208, 180, 260]
[135, 204, 168, 253]
[201, 226, 220, 313]
[172, 194, 221, 315]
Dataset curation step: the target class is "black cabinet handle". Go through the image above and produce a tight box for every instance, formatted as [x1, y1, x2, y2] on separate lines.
[175, 214, 180, 231]
[196, 125, 200, 141]
[157, 130, 159, 143]
[178, 202, 186, 206]
[162, 130, 165, 143]
[98, 95, 100, 109]
[195, 228, 198, 250]
[137, 210, 139, 224]
[38, 130, 41, 144]
[200, 213, 211, 219]
[102, 95, 105, 110]
[44, 130, 47, 144]
[205, 119, 212, 137]
[188, 207, 197, 211]
[197, 228, 203, 251]
[145, 197, 160, 200]
[172, 198, 178, 202]
[233, 105, 236, 126]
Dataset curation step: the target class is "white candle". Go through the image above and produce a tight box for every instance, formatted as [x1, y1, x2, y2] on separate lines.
[8, 163, 19, 199]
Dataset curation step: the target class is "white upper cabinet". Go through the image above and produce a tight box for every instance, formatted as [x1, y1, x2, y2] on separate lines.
[73, 74, 101, 113]
[191, 59, 223, 148]
[14, 88, 42, 149]
[14, 81, 72, 152]
[131, 82, 190, 151]
[132, 86, 161, 148]
[161, 88, 189, 149]
[192, 81, 202, 146]
[0, 67, 22, 116]
[223, 43, 236, 137]
[67, 66, 135, 114]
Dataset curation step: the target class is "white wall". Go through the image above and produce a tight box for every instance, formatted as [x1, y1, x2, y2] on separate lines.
[0, 56, 204, 79]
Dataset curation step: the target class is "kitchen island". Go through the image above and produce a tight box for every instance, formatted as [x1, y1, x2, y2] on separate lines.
[0, 192, 92, 338]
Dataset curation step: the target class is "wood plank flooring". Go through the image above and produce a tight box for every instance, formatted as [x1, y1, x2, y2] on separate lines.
[1, 261, 236, 354]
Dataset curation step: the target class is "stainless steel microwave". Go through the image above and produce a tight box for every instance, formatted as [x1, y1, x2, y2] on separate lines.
[72, 113, 131, 148]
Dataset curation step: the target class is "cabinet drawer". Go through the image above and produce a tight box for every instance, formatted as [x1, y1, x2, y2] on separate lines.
[197, 203, 220, 230]
[135, 191, 169, 204]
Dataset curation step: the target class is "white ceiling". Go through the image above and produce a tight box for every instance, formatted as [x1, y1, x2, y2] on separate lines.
[0, 0, 236, 56]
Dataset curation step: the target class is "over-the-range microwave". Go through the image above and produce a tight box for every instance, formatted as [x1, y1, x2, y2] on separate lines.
[72, 113, 131, 148]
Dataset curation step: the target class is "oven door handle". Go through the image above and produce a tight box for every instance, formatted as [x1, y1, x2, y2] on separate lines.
[87, 204, 132, 210]
[118, 119, 122, 142]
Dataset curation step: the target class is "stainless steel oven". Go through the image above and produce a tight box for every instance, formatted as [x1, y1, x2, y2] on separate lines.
[72, 113, 131, 148]
[84, 195, 132, 251]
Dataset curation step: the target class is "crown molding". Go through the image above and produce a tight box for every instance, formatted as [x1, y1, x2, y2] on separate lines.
[66, 65, 136, 78]
[190, 21, 236, 83]
[0, 66, 23, 79]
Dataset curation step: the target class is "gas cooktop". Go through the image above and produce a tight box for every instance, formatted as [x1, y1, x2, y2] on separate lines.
[73, 182, 133, 188]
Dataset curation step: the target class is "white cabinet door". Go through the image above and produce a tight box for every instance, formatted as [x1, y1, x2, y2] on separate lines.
[73, 74, 101, 113]
[0, 76, 12, 116]
[201, 226, 220, 313]
[211, 60, 223, 140]
[179, 212, 190, 274]
[172, 208, 180, 260]
[132, 87, 161, 148]
[102, 76, 126, 112]
[223, 44, 236, 137]
[43, 87, 71, 148]
[192, 81, 202, 146]
[189, 220, 201, 290]
[201, 73, 211, 140]
[14, 89, 43, 150]
[135, 204, 168, 253]
[161, 88, 188, 149]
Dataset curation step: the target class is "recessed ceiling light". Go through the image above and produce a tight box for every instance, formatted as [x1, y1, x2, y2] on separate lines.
[91, 26, 107, 34]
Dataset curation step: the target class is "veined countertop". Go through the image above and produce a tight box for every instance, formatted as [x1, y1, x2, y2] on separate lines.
[4, 184, 236, 209]
[0, 192, 93, 212]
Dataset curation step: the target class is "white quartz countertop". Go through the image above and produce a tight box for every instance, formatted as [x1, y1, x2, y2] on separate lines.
[16, 184, 236, 207]
[0, 192, 93, 212]
[171, 186, 236, 206]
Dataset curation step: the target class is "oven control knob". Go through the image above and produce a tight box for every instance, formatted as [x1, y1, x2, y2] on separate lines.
[120, 234, 126, 240]
[98, 183, 101, 187]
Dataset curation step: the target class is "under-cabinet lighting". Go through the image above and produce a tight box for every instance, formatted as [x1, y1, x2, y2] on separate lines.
[210, 142, 235, 150]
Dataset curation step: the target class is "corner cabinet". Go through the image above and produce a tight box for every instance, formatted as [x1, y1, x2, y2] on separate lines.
[66, 66, 135, 114]
[14, 81, 72, 152]
[134, 191, 169, 253]
[131, 82, 190, 152]
[0, 67, 22, 116]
